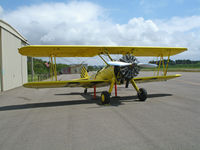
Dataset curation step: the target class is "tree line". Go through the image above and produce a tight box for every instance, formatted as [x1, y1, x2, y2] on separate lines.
[28, 57, 200, 75]
[27, 57, 99, 75]
[27, 57, 69, 74]
[149, 59, 200, 65]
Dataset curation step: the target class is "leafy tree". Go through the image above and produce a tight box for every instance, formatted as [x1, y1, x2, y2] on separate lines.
[27, 57, 69, 75]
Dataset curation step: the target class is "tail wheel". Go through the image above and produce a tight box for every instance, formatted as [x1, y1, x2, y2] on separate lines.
[137, 88, 147, 101]
[101, 91, 110, 104]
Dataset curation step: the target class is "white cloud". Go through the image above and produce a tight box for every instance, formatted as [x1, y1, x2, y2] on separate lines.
[156, 16, 200, 33]
[1, 1, 200, 64]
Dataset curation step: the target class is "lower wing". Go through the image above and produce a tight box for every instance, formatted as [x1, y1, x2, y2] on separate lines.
[23, 79, 110, 88]
[134, 74, 181, 83]
[24, 74, 181, 88]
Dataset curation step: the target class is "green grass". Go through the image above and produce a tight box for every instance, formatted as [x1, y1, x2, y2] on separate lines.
[28, 74, 50, 82]
[28, 74, 38, 82]
[167, 63, 200, 69]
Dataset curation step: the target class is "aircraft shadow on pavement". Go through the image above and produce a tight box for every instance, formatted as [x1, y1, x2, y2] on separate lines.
[0, 93, 172, 111]
[55, 92, 102, 96]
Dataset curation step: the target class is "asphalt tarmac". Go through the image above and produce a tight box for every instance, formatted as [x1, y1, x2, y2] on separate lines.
[0, 72, 200, 150]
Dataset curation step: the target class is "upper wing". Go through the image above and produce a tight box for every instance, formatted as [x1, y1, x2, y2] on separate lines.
[134, 74, 181, 83]
[19, 45, 187, 57]
[23, 79, 110, 88]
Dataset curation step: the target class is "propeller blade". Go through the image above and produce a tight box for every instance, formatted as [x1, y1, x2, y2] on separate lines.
[138, 63, 157, 68]
[107, 61, 132, 67]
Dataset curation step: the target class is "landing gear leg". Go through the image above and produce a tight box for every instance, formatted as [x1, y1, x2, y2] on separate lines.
[115, 83, 117, 97]
[93, 86, 96, 99]
[84, 88, 87, 94]
[131, 79, 147, 101]
[100, 79, 115, 104]
[108, 79, 115, 95]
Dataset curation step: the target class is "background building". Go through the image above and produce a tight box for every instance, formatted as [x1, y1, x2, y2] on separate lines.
[61, 64, 88, 74]
[0, 20, 28, 92]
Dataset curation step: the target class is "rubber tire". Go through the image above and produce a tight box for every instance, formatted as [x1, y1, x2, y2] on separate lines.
[137, 88, 147, 101]
[101, 91, 110, 104]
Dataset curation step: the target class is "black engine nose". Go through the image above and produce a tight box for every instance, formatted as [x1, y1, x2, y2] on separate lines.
[114, 54, 140, 87]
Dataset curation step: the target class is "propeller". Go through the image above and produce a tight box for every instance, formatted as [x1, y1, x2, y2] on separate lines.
[109, 54, 157, 88]
[137, 63, 157, 68]
[107, 61, 132, 67]
[108, 60, 157, 68]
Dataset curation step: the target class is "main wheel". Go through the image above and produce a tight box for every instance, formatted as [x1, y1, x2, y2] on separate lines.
[137, 88, 147, 101]
[101, 91, 110, 104]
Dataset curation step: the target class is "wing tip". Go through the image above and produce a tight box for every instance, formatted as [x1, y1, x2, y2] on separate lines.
[175, 74, 182, 77]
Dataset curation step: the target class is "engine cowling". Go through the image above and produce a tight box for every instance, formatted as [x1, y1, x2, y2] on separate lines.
[114, 54, 140, 85]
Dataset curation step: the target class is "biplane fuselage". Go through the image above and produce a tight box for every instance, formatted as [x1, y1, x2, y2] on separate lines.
[92, 66, 114, 81]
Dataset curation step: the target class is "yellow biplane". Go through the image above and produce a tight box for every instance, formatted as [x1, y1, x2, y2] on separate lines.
[19, 45, 187, 104]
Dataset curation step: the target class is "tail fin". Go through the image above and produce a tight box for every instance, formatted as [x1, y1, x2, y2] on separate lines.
[80, 66, 89, 79]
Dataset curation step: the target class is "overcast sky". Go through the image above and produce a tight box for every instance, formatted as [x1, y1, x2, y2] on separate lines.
[0, 0, 200, 64]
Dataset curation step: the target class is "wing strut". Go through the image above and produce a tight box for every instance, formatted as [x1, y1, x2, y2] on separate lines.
[50, 56, 53, 80]
[98, 50, 115, 65]
[164, 53, 170, 76]
[153, 50, 171, 77]
[157, 56, 162, 76]
[98, 55, 108, 65]
[50, 55, 57, 81]
[54, 56, 57, 81]
[105, 50, 113, 61]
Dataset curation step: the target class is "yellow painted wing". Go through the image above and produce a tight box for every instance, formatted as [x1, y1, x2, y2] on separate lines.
[134, 74, 181, 83]
[23, 79, 110, 88]
[24, 74, 181, 88]
[19, 45, 187, 57]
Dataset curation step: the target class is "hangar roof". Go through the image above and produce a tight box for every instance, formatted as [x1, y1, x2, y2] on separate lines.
[0, 19, 28, 44]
